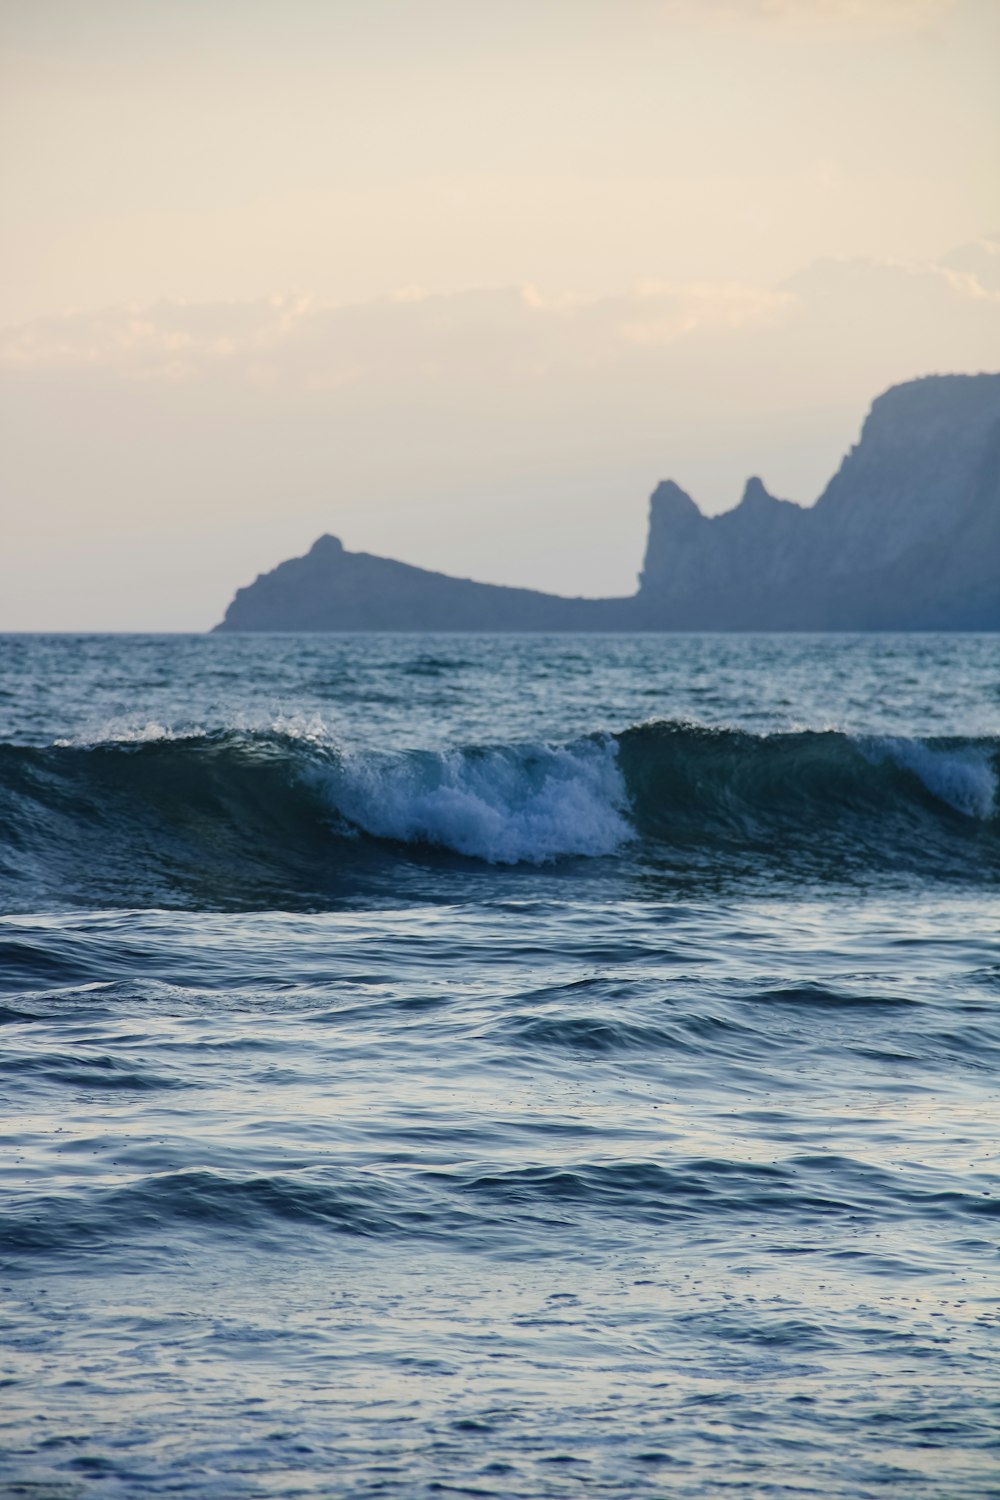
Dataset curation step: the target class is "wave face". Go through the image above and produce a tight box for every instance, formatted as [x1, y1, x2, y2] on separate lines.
[0, 720, 996, 908]
[616, 721, 998, 878]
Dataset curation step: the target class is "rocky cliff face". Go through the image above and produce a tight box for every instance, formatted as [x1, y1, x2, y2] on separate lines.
[215, 372, 999, 632]
[636, 372, 1000, 629]
[802, 374, 1000, 627]
[636, 476, 807, 628]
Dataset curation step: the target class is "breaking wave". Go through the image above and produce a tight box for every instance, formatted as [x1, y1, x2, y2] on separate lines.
[0, 721, 996, 908]
[315, 737, 630, 864]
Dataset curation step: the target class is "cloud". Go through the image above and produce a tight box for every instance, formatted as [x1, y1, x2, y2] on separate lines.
[1, 251, 994, 389]
[0, 283, 797, 384]
[940, 238, 1000, 295]
[617, 284, 796, 345]
[0, 296, 313, 381]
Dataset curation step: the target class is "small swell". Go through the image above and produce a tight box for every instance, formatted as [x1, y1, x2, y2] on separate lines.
[0, 1169, 430, 1259]
[4, 1152, 997, 1266]
[427, 1154, 1000, 1229]
[502, 1013, 680, 1055]
[0, 1050, 180, 1092]
[498, 1011, 750, 1057]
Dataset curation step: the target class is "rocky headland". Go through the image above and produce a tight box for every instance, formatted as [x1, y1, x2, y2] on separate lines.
[215, 372, 1000, 632]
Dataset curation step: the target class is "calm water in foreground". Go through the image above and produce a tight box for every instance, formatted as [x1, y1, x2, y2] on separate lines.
[1, 632, 998, 1499]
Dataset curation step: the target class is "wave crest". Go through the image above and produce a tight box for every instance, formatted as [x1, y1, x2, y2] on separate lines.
[315, 738, 630, 865]
[860, 734, 997, 820]
[0, 720, 996, 909]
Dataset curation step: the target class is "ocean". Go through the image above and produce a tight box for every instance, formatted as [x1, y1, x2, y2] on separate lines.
[1, 631, 998, 1499]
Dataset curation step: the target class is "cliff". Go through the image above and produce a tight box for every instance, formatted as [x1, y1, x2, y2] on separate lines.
[215, 372, 1000, 632]
[635, 476, 807, 629]
[804, 373, 1000, 628]
[635, 373, 1000, 628]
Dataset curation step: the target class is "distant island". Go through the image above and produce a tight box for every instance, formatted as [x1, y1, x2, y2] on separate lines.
[214, 372, 1000, 632]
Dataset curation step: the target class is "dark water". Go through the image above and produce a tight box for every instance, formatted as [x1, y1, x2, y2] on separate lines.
[1, 633, 998, 1498]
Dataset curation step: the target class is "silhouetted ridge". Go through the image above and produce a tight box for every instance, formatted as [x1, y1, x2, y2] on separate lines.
[215, 373, 1000, 631]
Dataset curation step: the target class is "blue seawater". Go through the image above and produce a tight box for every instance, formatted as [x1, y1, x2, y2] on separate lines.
[0, 632, 998, 1498]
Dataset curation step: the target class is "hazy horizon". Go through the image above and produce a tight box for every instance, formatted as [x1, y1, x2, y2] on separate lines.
[2, 0, 998, 629]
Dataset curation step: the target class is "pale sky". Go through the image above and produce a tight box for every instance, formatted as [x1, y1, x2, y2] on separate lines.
[1, 0, 998, 629]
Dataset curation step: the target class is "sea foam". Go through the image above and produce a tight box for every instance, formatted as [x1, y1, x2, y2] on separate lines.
[317, 737, 632, 865]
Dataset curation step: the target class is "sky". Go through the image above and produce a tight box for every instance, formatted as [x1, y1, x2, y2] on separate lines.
[1, 0, 998, 629]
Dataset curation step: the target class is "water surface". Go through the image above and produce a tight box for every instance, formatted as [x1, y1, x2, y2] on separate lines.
[1, 633, 998, 1497]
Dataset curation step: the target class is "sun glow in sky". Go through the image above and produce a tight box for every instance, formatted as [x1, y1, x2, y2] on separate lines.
[1, 0, 998, 628]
